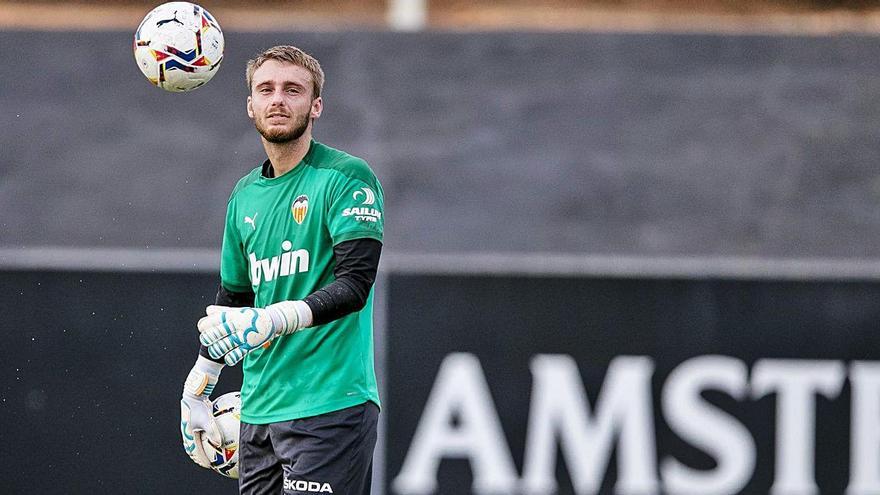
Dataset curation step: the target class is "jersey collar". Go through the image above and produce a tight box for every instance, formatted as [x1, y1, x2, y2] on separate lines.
[259, 139, 317, 181]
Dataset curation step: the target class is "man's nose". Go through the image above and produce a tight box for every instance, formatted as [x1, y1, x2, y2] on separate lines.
[268, 89, 285, 106]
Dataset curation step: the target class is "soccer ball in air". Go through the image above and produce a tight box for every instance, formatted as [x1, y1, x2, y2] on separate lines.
[202, 391, 241, 479]
[133, 2, 223, 92]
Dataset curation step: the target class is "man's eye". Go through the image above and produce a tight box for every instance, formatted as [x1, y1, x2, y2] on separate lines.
[259, 88, 272, 94]
[286, 88, 299, 94]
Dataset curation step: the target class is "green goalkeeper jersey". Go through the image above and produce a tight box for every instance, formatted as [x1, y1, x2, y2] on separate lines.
[219, 140, 383, 424]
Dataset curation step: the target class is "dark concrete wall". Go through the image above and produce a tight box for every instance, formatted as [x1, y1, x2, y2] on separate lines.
[2, 30, 880, 257]
[0, 270, 241, 493]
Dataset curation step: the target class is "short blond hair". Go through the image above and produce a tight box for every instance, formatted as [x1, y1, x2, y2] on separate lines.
[245, 45, 324, 98]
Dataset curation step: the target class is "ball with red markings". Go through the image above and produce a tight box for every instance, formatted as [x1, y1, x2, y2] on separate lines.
[201, 391, 241, 479]
[133, 2, 224, 92]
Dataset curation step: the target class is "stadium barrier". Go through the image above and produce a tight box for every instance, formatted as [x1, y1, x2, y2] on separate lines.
[385, 273, 880, 494]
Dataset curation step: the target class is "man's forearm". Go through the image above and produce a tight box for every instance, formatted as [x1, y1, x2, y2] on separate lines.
[304, 238, 381, 326]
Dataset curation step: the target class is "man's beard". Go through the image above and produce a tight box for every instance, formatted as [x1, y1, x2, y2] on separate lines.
[255, 110, 310, 144]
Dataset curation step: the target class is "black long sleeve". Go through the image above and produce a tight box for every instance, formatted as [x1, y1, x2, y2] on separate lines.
[304, 238, 382, 326]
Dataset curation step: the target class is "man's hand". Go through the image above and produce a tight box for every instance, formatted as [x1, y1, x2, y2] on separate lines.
[198, 302, 308, 366]
[181, 393, 221, 469]
[181, 356, 224, 469]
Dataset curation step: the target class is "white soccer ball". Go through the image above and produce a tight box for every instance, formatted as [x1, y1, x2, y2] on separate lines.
[202, 391, 241, 479]
[133, 2, 224, 92]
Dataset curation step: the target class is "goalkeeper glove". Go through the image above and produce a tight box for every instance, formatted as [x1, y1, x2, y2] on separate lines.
[197, 301, 311, 366]
[180, 355, 224, 469]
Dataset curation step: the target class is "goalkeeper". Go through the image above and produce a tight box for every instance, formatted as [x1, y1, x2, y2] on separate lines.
[180, 45, 383, 495]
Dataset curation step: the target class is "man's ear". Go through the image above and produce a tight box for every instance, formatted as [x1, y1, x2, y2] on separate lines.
[246, 95, 254, 119]
[311, 97, 323, 119]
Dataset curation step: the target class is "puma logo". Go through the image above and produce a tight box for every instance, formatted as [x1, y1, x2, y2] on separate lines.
[157, 11, 184, 27]
[244, 213, 258, 231]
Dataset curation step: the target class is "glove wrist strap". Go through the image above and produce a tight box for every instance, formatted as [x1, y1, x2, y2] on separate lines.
[183, 355, 223, 398]
[266, 300, 312, 335]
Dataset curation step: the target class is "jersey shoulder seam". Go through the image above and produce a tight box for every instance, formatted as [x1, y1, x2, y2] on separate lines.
[228, 166, 263, 204]
[309, 142, 376, 185]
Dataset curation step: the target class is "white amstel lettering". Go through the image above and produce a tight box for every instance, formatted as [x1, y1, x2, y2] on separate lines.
[342, 207, 382, 223]
[393, 354, 875, 495]
[249, 240, 310, 286]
